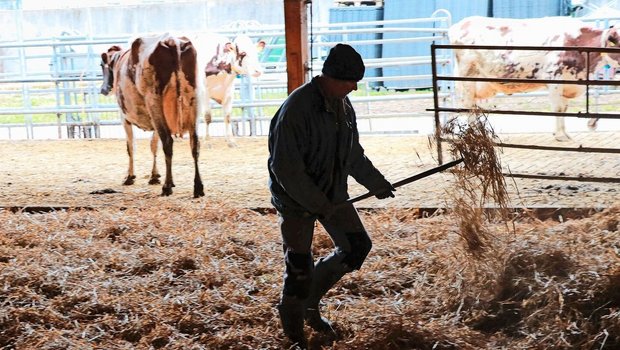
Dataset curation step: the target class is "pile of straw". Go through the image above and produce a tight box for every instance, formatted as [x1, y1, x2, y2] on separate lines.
[440, 112, 511, 254]
[1, 201, 619, 349]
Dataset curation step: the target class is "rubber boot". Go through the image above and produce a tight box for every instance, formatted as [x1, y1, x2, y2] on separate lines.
[305, 304, 333, 332]
[304, 256, 347, 332]
[277, 296, 308, 348]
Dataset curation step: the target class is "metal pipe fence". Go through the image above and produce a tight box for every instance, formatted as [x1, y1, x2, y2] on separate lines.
[0, 15, 454, 140]
[430, 43, 620, 183]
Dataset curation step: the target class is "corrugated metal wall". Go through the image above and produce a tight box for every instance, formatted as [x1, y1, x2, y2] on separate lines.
[492, 0, 562, 18]
[328, 6, 384, 84]
[435, 0, 489, 23]
[381, 0, 439, 89]
[329, 0, 565, 90]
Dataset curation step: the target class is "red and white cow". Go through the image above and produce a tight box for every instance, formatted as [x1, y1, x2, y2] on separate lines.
[189, 33, 265, 147]
[448, 16, 620, 141]
[100, 33, 205, 198]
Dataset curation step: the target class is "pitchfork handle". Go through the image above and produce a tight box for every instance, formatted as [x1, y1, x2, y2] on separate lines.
[345, 158, 464, 205]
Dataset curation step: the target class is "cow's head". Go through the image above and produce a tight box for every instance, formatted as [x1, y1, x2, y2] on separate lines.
[204, 35, 266, 78]
[205, 42, 236, 76]
[585, 26, 620, 132]
[100, 45, 123, 96]
[231, 35, 266, 77]
[601, 26, 620, 68]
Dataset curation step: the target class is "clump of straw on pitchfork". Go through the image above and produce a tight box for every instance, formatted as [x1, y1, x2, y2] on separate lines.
[441, 111, 511, 255]
[343, 109, 510, 254]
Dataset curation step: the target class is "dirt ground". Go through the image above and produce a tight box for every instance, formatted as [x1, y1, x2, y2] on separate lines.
[0, 131, 618, 212]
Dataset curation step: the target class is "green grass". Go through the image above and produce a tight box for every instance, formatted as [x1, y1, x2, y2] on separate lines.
[0, 82, 119, 125]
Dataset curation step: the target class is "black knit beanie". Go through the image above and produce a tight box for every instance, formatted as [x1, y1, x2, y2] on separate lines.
[321, 44, 365, 81]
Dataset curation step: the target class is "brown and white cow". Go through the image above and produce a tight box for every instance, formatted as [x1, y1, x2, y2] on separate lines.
[100, 33, 205, 198]
[448, 16, 620, 141]
[189, 33, 265, 147]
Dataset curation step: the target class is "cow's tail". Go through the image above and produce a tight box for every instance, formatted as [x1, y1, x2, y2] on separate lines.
[176, 67, 183, 138]
[173, 38, 184, 137]
[158, 37, 181, 137]
[159, 36, 198, 137]
[177, 37, 199, 138]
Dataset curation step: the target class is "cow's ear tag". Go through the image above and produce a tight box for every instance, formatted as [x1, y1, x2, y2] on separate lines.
[236, 74, 241, 79]
[605, 64, 611, 69]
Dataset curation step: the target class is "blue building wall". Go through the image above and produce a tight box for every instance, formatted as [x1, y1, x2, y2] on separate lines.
[328, 6, 384, 83]
[329, 0, 565, 90]
[381, 0, 440, 89]
[435, 0, 490, 23]
[492, 0, 562, 18]
[0, 0, 21, 10]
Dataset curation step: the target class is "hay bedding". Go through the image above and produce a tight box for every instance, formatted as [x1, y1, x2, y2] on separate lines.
[1, 133, 619, 349]
[1, 201, 619, 349]
[438, 114, 511, 255]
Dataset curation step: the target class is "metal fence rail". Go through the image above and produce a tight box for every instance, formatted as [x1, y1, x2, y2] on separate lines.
[430, 43, 620, 184]
[0, 15, 454, 140]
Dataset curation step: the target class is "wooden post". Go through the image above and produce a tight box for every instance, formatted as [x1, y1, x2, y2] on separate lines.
[284, 0, 309, 94]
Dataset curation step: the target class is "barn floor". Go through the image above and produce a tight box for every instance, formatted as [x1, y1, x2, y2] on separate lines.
[1, 132, 619, 349]
[0, 131, 618, 215]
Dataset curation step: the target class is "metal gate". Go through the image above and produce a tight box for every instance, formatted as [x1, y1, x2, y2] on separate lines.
[430, 43, 620, 184]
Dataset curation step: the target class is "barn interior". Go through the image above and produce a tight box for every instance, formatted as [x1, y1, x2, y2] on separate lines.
[0, 1, 619, 349]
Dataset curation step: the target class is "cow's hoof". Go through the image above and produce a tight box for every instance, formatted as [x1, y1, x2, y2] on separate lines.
[161, 185, 173, 196]
[587, 121, 598, 131]
[554, 134, 571, 142]
[194, 182, 205, 198]
[148, 176, 161, 185]
[123, 175, 136, 186]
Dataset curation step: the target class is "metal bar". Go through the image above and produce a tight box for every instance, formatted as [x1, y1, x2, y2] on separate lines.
[0, 40, 120, 49]
[0, 107, 117, 115]
[496, 142, 620, 154]
[316, 17, 450, 29]
[430, 44, 443, 164]
[429, 107, 620, 119]
[586, 52, 591, 114]
[0, 77, 103, 84]
[435, 75, 620, 86]
[505, 173, 620, 183]
[434, 44, 620, 53]
[440, 138, 620, 154]
[334, 36, 446, 46]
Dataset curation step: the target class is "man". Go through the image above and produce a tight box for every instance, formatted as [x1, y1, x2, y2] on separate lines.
[268, 43, 395, 347]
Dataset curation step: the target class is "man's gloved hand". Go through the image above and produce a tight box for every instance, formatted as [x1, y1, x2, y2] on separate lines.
[374, 183, 396, 200]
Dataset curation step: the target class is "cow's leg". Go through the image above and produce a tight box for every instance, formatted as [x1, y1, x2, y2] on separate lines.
[157, 130, 174, 196]
[122, 119, 137, 186]
[146, 97, 175, 196]
[554, 116, 570, 141]
[587, 117, 599, 131]
[204, 104, 213, 147]
[148, 132, 161, 185]
[549, 86, 571, 141]
[189, 128, 205, 198]
[222, 95, 238, 148]
[458, 81, 478, 124]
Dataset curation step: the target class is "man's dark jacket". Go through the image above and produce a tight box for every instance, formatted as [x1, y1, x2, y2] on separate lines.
[268, 77, 390, 217]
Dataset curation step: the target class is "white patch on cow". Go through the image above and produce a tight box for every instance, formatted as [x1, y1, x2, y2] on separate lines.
[449, 16, 619, 141]
[187, 32, 265, 147]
